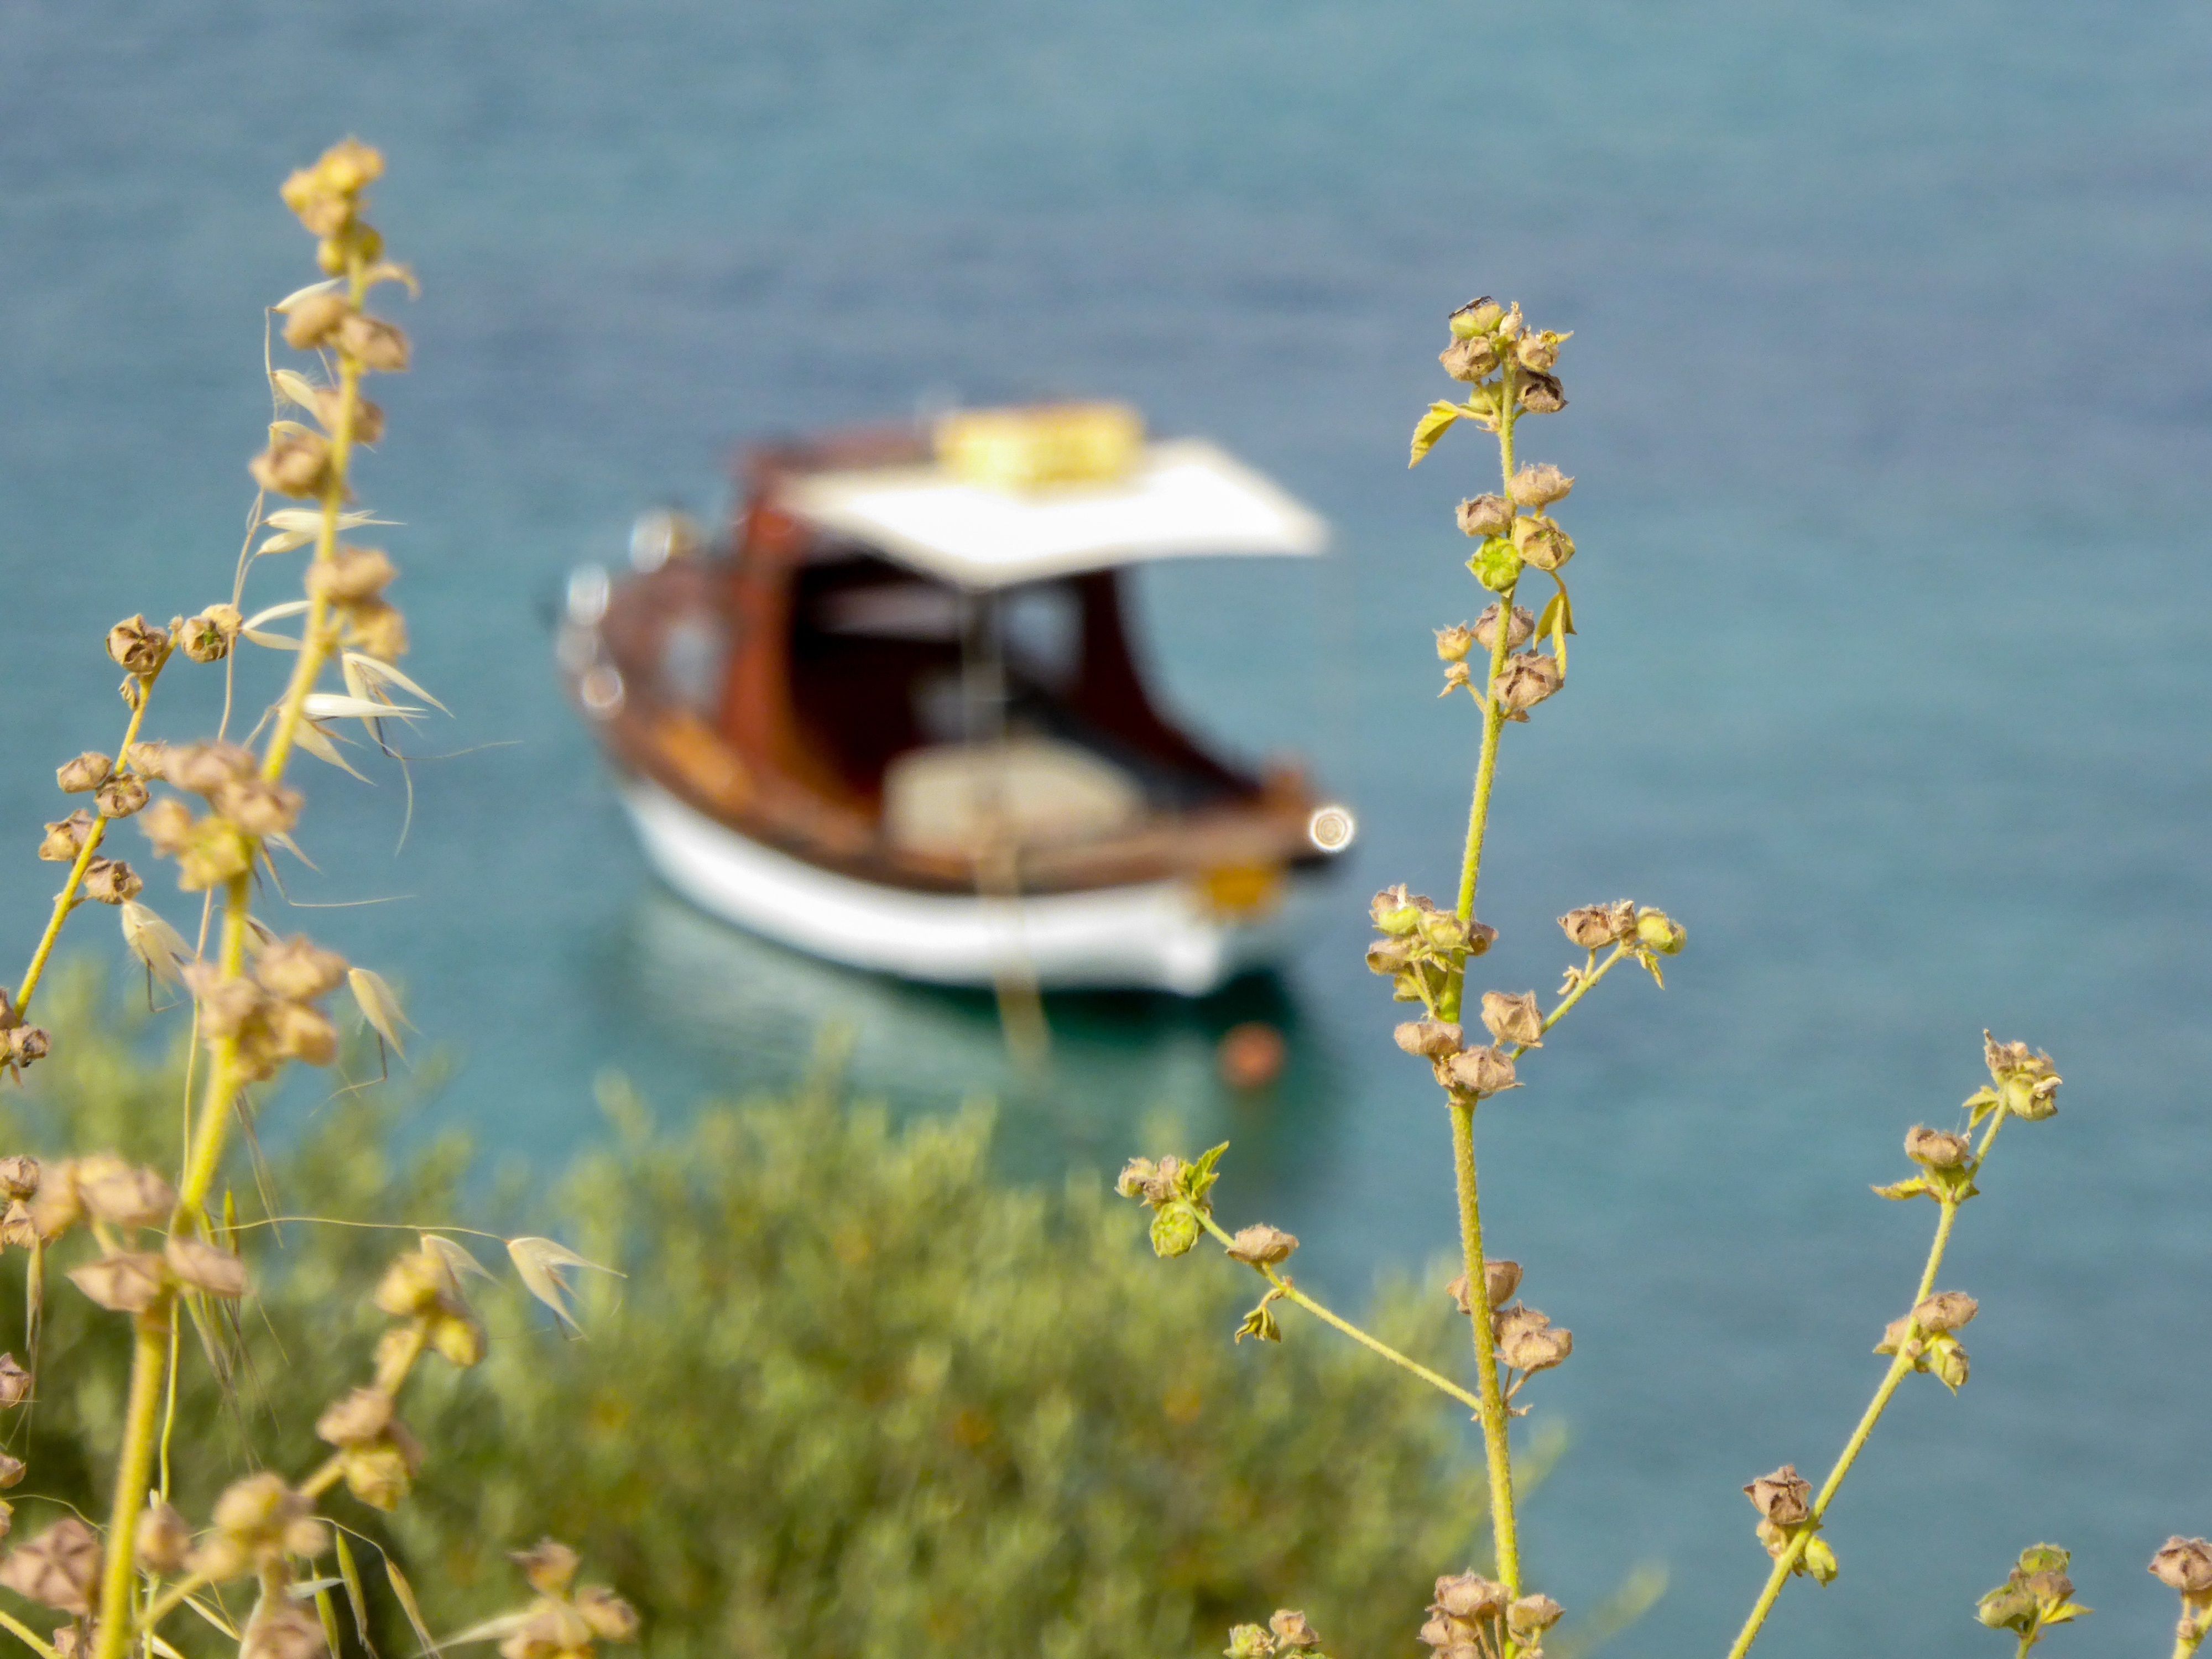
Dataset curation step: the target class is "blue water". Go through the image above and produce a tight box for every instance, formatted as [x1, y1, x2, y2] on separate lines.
[4, 2, 2211, 1653]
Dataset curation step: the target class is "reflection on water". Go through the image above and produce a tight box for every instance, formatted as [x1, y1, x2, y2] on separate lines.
[610, 884, 1350, 1182]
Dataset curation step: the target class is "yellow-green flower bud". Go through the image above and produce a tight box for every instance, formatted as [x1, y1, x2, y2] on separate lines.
[1635, 909, 1687, 954]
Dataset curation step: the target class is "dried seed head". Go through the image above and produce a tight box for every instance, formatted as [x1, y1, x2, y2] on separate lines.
[1447, 1258, 1521, 1315]
[1983, 1032, 2062, 1121]
[1394, 1019, 1464, 1058]
[337, 313, 410, 373]
[105, 616, 169, 675]
[1473, 602, 1536, 651]
[0, 1454, 24, 1490]
[1435, 624, 1475, 663]
[427, 1305, 487, 1367]
[133, 1502, 191, 1576]
[1439, 662, 1472, 702]
[1441, 336, 1500, 382]
[3, 1029, 48, 1070]
[1496, 1306, 1572, 1372]
[0, 1204, 34, 1251]
[2150, 1537, 2212, 1596]
[1508, 1595, 1564, 1635]
[215, 776, 303, 839]
[0, 1160, 38, 1203]
[346, 600, 409, 661]
[373, 1249, 452, 1318]
[1557, 905, 1615, 950]
[1457, 494, 1515, 538]
[1515, 330, 1569, 372]
[1507, 463, 1574, 508]
[1370, 885, 1428, 936]
[512, 1538, 582, 1597]
[176, 819, 255, 890]
[281, 292, 352, 351]
[1444, 1045, 1519, 1099]
[1225, 1224, 1298, 1266]
[1634, 909, 1687, 954]
[137, 797, 193, 856]
[249, 432, 333, 498]
[310, 386, 385, 444]
[75, 1156, 174, 1228]
[1912, 1290, 1979, 1333]
[575, 1586, 641, 1644]
[267, 1001, 337, 1067]
[55, 753, 112, 794]
[1433, 1571, 1509, 1621]
[180, 606, 242, 664]
[1520, 372, 1567, 414]
[253, 936, 349, 1001]
[1491, 651, 1563, 714]
[182, 965, 268, 1040]
[168, 742, 257, 796]
[165, 1235, 247, 1298]
[1904, 1124, 1971, 1168]
[1743, 1464, 1813, 1526]
[80, 859, 142, 906]
[1114, 1157, 1157, 1200]
[0, 1356, 26, 1412]
[38, 813, 94, 863]
[315, 1386, 394, 1447]
[1510, 514, 1575, 572]
[66, 1251, 165, 1313]
[241, 1595, 326, 1659]
[27, 1164, 79, 1240]
[1479, 990, 1545, 1050]
[95, 775, 148, 820]
[123, 741, 173, 782]
[0, 1517, 102, 1613]
[213, 1471, 307, 1544]
[1268, 1610, 1319, 1650]
[1224, 1625, 1274, 1659]
[311, 546, 397, 604]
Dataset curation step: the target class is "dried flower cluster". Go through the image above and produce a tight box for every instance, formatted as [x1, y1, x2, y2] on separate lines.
[0, 144, 627, 1659]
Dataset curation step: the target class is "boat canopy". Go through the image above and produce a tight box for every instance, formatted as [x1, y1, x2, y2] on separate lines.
[773, 437, 1329, 590]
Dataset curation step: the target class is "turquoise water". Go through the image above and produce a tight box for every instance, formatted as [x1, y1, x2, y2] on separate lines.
[4, 2, 2211, 1652]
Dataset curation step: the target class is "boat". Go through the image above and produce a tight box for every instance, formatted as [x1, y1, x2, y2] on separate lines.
[557, 403, 1354, 995]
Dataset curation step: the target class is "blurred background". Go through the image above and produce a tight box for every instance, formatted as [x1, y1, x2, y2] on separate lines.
[1, 1, 2209, 1653]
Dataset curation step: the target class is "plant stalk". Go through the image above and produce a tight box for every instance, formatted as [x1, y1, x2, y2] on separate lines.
[1452, 1098, 1520, 1595]
[91, 1308, 170, 1659]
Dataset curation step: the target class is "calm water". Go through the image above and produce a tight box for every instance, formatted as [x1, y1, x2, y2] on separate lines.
[4, 3, 2211, 1653]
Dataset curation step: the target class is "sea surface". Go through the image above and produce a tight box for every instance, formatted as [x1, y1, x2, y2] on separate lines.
[3, 3, 2210, 1654]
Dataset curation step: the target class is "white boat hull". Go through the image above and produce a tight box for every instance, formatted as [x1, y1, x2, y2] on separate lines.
[618, 778, 1318, 994]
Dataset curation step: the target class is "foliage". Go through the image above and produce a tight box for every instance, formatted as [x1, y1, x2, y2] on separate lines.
[6, 967, 1496, 1659]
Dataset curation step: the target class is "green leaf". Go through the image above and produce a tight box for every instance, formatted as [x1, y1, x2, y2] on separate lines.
[1870, 1176, 1931, 1201]
[1408, 401, 1462, 467]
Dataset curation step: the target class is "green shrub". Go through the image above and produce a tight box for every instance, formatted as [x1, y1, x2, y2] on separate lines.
[5, 967, 1500, 1659]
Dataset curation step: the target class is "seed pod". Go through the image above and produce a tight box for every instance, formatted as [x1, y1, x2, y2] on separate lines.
[1370, 884, 1429, 936]
[337, 313, 410, 373]
[1440, 336, 1499, 382]
[176, 818, 255, 890]
[3, 1029, 48, 1070]
[1224, 1625, 1274, 1659]
[38, 812, 94, 863]
[267, 1001, 337, 1067]
[310, 387, 385, 445]
[1447, 1259, 1521, 1315]
[241, 1595, 326, 1659]
[1507, 463, 1574, 508]
[167, 741, 257, 796]
[254, 937, 348, 1001]
[312, 546, 397, 604]
[576, 1586, 641, 1643]
[1743, 1464, 1813, 1526]
[512, 1538, 582, 1597]
[1394, 1019, 1464, 1058]
[213, 1471, 306, 1544]
[1433, 1572, 1508, 1620]
[249, 432, 333, 498]
[55, 753, 112, 794]
[428, 1305, 487, 1368]
[1913, 1290, 1979, 1333]
[0, 1160, 38, 1203]
[104, 615, 169, 675]
[1435, 624, 1474, 664]
[1444, 1045, 1518, 1098]
[182, 964, 268, 1040]
[1225, 1224, 1298, 1266]
[95, 775, 148, 820]
[1456, 494, 1514, 538]
[1479, 990, 1545, 1049]
[137, 797, 193, 857]
[281, 293, 351, 351]
[1904, 1124, 1970, 1168]
[346, 600, 409, 661]
[1473, 602, 1536, 651]
[76, 1156, 174, 1229]
[0, 1517, 101, 1613]
[1557, 905, 1615, 950]
[0, 1356, 27, 1411]
[1449, 297, 1504, 337]
[373, 1249, 451, 1318]
[1508, 1595, 1564, 1635]
[133, 1500, 191, 1575]
[315, 1386, 394, 1448]
[1496, 1307, 1572, 1372]
[2150, 1537, 2212, 1596]
[1472, 536, 1523, 593]
[1511, 514, 1575, 572]
[179, 606, 242, 664]
[1115, 1158, 1157, 1200]
[215, 776, 303, 838]
[67, 1251, 165, 1313]
[1268, 1611, 1319, 1650]
[165, 1235, 247, 1297]
[80, 858, 142, 905]
[1515, 331, 1568, 372]
[1150, 1206, 1202, 1258]
[1520, 372, 1567, 414]
[1491, 652, 1563, 714]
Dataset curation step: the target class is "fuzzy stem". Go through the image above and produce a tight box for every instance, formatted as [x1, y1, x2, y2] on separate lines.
[0, 1606, 60, 1659]
[175, 879, 249, 1217]
[2172, 1610, 2210, 1659]
[1189, 1211, 1481, 1410]
[15, 665, 165, 1018]
[1724, 1111, 2010, 1659]
[91, 1309, 169, 1659]
[1451, 1099, 1521, 1594]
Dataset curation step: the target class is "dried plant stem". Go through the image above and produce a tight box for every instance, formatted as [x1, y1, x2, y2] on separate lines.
[1451, 1099, 1521, 1596]
[1190, 1210, 1484, 1412]
[1724, 1114, 2010, 1659]
[14, 664, 165, 1016]
[91, 1310, 169, 1659]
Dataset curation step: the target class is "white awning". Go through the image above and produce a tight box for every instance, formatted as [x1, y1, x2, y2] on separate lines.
[774, 437, 1329, 589]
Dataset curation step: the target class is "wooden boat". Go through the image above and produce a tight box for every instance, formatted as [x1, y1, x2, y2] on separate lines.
[557, 403, 1354, 994]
